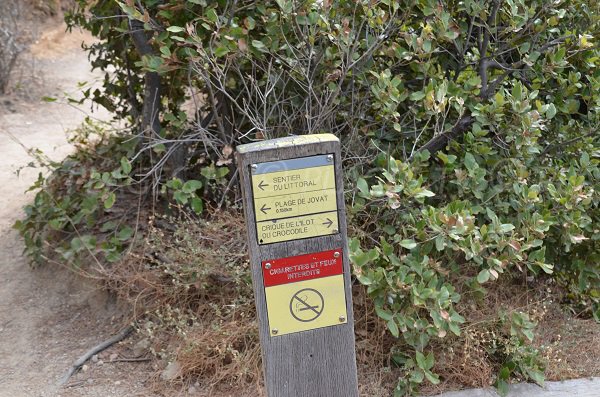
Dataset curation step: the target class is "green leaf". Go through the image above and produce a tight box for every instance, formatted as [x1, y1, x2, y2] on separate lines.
[375, 306, 394, 321]
[357, 178, 369, 195]
[351, 251, 371, 267]
[435, 235, 445, 251]
[191, 197, 203, 214]
[414, 189, 435, 199]
[81, 235, 97, 250]
[214, 46, 229, 57]
[117, 226, 133, 241]
[526, 368, 545, 385]
[215, 167, 230, 179]
[41, 96, 57, 102]
[104, 192, 116, 209]
[422, 352, 434, 370]
[449, 321, 461, 336]
[120, 157, 132, 175]
[275, 0, 293, 13]
[499, 365, 511, 380]
[410, 369, 424, 384]
[356, 274, 373, 285]
[546, 103, 557, 119]
[251, 40, 268, 52]
[100, 221, 118, 232]
[182, 179, 202, 193]
[105, 249, 121, 263]
[166, 178, 183, 189]
[153, 143, 166, 154]
[399, 239, 417, 250]
[496, 379, 509, 396]
[464, 153, 478, 172]
[166, 26, 185, 33]
[160, 46, 171, 57]
[415, 351, 427, 369]
[424, 369, 440, 384]
[580, 152, 590, 167]
[206, 8, 218, 23]
[48, 218, 66, 230]
[117, 2, 143, 20]
[174, 190, 188, 204]
[387, 319, 399, 337]
[383, 225, 396, 235]
[71, 237, 83, 252]
[477, 269, 491, 284]
[410, 91, 426, 101]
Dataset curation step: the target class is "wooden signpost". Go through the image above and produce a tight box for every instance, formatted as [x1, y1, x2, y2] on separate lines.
[236, 134, 359, 397]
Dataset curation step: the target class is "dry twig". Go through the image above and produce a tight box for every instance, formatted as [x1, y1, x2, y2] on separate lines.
[58, 326, 134, 386]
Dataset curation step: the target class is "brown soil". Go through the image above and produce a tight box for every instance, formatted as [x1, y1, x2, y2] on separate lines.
[0, 17, 158, 397]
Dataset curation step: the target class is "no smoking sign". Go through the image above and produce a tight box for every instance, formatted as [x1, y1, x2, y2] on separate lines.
[290, 288, 324, 322]
[262, 249, 348, 337]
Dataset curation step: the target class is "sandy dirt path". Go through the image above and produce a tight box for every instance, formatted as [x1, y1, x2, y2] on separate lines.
[0, 25, 155, 397]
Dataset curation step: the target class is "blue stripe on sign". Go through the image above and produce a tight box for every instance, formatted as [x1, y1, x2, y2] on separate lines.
[253, 154, 332, 175]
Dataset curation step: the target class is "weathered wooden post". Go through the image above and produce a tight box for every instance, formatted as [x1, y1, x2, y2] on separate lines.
[236, 134, 359, 397]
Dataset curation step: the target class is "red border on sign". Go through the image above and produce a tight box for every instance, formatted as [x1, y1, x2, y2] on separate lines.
[262, 249, 343, 287]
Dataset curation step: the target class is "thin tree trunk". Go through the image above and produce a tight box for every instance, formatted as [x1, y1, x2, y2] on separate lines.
[128, 19, 161, 136]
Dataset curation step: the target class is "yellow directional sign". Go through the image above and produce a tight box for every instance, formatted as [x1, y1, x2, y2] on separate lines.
[265, 275, 347, 336]
[251, 155, 339, 244]
[256, 211, 338, 245]
[254, 189, 337, 222]
[252, 165, 335, 199]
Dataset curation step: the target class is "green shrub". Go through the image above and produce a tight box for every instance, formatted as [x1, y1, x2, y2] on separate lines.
[350, 124, 598, 393]
[14, 120, 228, 265]
[14, 120, 137, 264]
[16, 0, 600, 395]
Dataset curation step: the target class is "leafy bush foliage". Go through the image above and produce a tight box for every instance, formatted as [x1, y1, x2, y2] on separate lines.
[16, 0, 600, 395]
[14, 120, 138, 264]
[349, 82, 598, 393]
[14, 120, 227, 265]
[344, 0, 600, 388]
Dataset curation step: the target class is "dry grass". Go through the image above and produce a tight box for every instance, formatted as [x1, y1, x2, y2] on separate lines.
[99, 209, 404, 395]
[98, 210, 262, 394]
[420, 274, 600, 396]
[535, 303, 600, 380]
[353, 285, 402, 396]
[87, 209, 598, 396]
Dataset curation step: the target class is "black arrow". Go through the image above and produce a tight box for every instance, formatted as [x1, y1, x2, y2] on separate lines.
[258, 180, 269, 190]
[260, 204, 271, 214]
[322, 218, 333, 228]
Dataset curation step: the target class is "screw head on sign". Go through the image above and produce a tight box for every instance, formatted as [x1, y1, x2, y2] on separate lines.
[265, 262, 271, 270]
[327, 155, 334, 162]
[251, 164, 257, 172]
[339, 316, 346, 323]
[332, 229, 338, 234]
[271, 329, 278, 335]
[334, 252, 340, 258]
